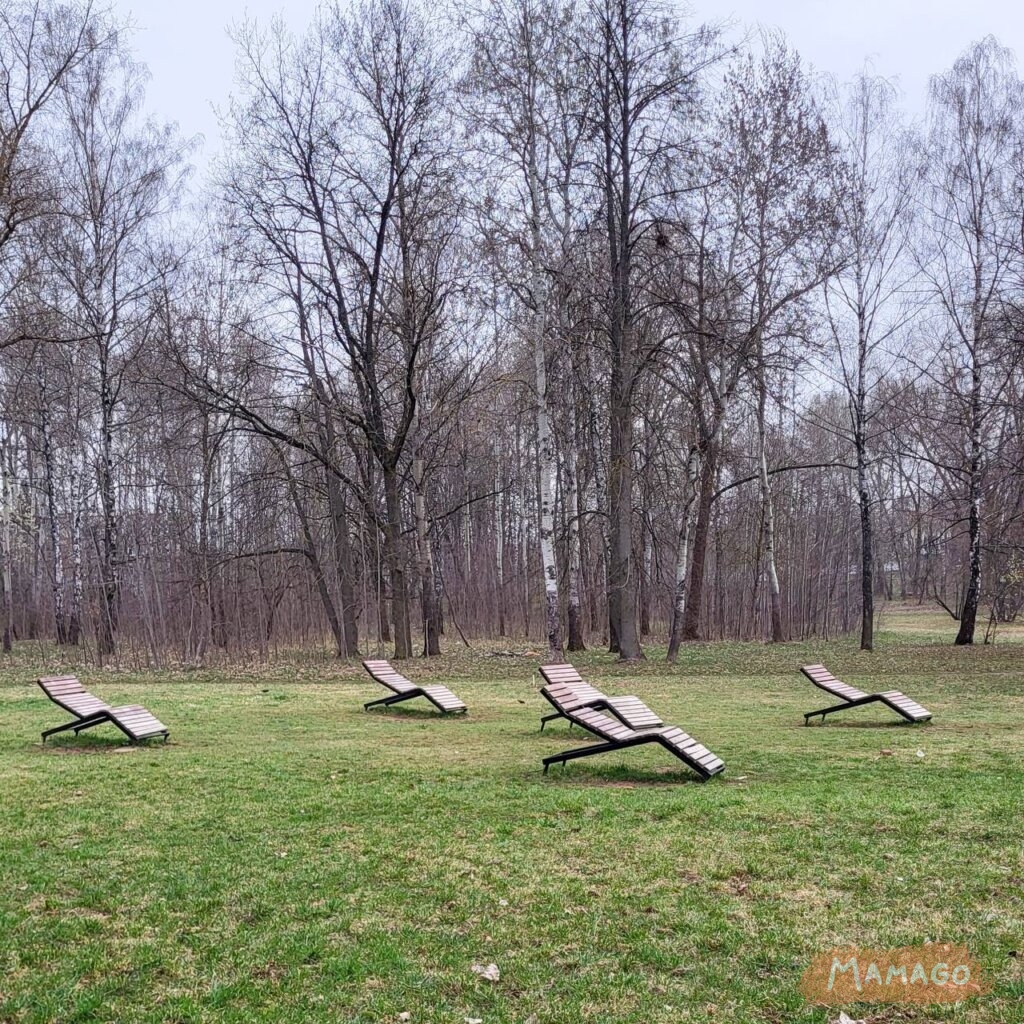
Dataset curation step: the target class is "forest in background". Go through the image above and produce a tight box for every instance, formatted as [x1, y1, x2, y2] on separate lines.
[1, 0, 1023, 666]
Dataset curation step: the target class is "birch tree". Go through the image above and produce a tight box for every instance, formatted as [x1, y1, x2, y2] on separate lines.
[42, 45, 186, 657]
[823, 70, 916, 650]
[919, 37, 1023, 645]
[465, 0, 591, 661]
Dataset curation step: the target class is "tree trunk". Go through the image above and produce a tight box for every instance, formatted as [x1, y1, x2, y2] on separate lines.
[608, 382, 642, 659]
[97, 343, 118, 657]
[681, 441, 718, 641]
[38, 382, 68, 645]
[283, 459, 346, 657]
[955, 357, 983, 645]
[383, 465, 412, 659]
[68, 446, 83, 646]
[413, 452, 441, 656]
[854, 347, 874, 650]
[535, 336, 562, 662]
[495, 471, 505, 637]
[326, 469, 360, 656]
[565, 450, 586, 652]
[0, 438, 13, 653]
[639, 526, 652, 636]
[667, 448, 699, 662]
[757, 352, 786, 643]
[757, 397, 784, 643]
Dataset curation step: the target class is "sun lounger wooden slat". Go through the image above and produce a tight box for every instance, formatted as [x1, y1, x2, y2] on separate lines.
[537, 664, 664, 731]
[105, 705, 170, 741]
[362, 660, 467, 714]
[801, 665, 932, 724]
[801, 664, 868, 701]
[540, 686, 724, 781]
[37, 677, 169, 744]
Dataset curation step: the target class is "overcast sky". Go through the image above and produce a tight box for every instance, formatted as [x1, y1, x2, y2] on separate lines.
[118, 0, 1024, 179]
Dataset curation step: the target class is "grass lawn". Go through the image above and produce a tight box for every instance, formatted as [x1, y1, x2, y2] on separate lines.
[1, 606, 1023, 1023]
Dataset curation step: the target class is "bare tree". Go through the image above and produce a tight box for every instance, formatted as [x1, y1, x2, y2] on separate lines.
[465, 0, 593, 661]
[584, 0, 718, 659]
[40, 44, 187, 657]
[919, 37, 1023, 645]
[219, 0, 460, 660]
[1, 2, 112, 307]
[823, 70, 916, 650]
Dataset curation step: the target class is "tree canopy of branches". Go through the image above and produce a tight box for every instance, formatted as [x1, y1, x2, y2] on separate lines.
[2, 0, 1024, 666]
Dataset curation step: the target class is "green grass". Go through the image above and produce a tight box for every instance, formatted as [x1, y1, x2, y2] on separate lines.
[1, 606, 1023, 1023]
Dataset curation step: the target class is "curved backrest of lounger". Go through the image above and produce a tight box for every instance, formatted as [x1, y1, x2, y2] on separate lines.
[800, 664, 868, 702]
[38, 676, 110, 718]
[362, 659, 417, 694]
[539, 664, 587, 686]
[538, 666, 606, 705]
[540, 681, 603, 715]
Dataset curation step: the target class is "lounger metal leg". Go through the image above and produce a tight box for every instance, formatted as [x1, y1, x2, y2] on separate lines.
[364, 692, 416, 711]
[41, 712, 109, 742]
[42, 720, 80, 742]
[540, 711, 565, 732]
[804, 701, 856, 723]
[804, 694, 891, 724]
[543, 740, 622, 773]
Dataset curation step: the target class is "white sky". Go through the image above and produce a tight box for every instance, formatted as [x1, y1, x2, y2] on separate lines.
[118, 0, 1024, 180]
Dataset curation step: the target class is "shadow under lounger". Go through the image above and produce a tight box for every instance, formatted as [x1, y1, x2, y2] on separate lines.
[537, 663, 663, 731]
[361, 659, 468, 714]
[800, 664, 932, 724]
[541, 686, 724, 781]
[37, 676, 170, 743]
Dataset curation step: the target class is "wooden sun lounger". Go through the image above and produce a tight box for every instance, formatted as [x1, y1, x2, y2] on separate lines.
[538, 663, 663, 731]
[801, 664, 932, 725]
[37, 676, 169, 743]
[361, 659, 467, 715]
[541, 684, 724, 781]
